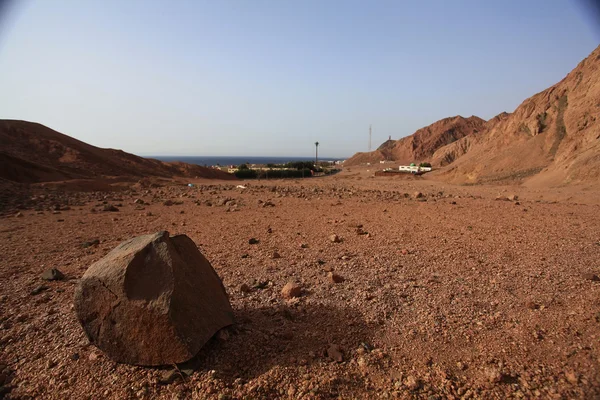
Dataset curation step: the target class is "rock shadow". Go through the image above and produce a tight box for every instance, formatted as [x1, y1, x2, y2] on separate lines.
[180, 302, 379, 383]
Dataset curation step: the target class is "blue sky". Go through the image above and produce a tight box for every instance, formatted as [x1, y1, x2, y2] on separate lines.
[0, 0, 598, 158]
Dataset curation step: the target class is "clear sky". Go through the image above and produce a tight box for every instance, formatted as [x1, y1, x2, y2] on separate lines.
[0, 0, 598, 158]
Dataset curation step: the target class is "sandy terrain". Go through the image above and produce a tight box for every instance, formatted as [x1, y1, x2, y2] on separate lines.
[1, 168, 600, 399]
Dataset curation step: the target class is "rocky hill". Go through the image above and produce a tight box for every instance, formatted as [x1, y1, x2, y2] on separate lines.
[431, 45, 600, 186]
[345, 115, 485, 166]
[0, 120, 235, 183]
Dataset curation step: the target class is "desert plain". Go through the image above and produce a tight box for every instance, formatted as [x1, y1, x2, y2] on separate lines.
[1, 167, 599, 399]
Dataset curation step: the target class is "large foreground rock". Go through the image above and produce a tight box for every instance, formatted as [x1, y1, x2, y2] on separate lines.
[74, 231, 234, 366]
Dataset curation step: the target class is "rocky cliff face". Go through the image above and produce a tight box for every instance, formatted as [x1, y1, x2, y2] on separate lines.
[433, 45, 600, 186]
[344, 116, 485, 166]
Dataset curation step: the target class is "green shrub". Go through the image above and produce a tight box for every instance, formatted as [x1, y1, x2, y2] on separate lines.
[234, 169, 257, 179]
[537, 112, 547, 132]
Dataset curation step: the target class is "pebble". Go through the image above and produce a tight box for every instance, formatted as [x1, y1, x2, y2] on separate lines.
[328, 272, 344, 283]
[329, 234, 341, 243]
[240, 284, 251, 293]
[281, 282, 302, 299]
[82, 239, 100, 248]
[327, 344, 343, 362]
[582, 273, 600, 282]
[40, 268, 65, 281]
[405, 375, 420, 390]
[30, 285, 48, 295]
[565, 371, 578, 384]
[158, 369, 180, 384]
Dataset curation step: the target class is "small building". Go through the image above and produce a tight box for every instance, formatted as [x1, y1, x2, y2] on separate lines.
[398, 165, 432, 174]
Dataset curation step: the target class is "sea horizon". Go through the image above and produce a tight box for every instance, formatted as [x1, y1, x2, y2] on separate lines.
[149, 155, 346, 166]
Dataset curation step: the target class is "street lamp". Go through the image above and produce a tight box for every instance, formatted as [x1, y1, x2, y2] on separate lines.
[315, 141, 319, 169]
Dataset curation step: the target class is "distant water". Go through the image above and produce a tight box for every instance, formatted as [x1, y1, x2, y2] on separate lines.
[150, 155, 343, 166]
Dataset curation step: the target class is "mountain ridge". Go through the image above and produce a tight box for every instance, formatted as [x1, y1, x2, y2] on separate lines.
[0, 119, 235, 183]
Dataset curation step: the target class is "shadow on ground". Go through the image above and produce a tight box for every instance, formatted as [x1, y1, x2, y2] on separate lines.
[180, 302, 379, 383]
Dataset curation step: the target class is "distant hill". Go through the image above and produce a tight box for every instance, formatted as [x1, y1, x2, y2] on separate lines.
[432, 45, 600, 186]
[345, 115, 485, 166]
[0, 120, 235, 183]
[349, 45, 600, 186]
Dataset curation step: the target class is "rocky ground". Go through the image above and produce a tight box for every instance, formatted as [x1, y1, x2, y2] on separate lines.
[1, 169, 600, 399]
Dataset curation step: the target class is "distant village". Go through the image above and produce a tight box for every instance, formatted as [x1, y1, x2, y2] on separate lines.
[211, 160, 344, 174]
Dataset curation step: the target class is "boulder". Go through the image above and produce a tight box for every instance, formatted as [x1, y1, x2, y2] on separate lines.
[74, 231, 234, 366]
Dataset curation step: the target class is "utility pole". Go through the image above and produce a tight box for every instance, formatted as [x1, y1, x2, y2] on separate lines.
[369, 125, 372, 152]
[315, 141, 319, 169]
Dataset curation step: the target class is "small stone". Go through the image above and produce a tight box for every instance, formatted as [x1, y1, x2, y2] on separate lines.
[30, 285, 48, 295]
[271, 251, 281, 259]
[102, 204, 119, 212]
[134, 199, 145, 205]
[328, 272, 344, 283]
[181, 368, 194, 377]
[82, 239, 100, 248]
[158, 369, 180, 385]
[248, 238, 259, 245]
[484, 367, 503, 383]
[526, 301, 540, 310]
[240, 284, 251, 293]
[15, 212, 23, 218]
[71, 353, 80, 361]
[322, 264, 333, 272]
[507, 194, 519, 201]
[281, 282, 302, 299]
[217, 329, 230, 341]
[405, 375, 420, 390]
[583, 273, 600, 282]
[41, 268, 65, 281]
[401, 249, 409, 255]
[565, 371, 578, 384]
[163, 200, 174, 206]
[329, 234, 341, 243]
[413, 192, 423, 199]
[327, 344, 343, 362]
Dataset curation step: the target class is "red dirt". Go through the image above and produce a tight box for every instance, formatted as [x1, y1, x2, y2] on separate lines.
[1, 168, 600, 399]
